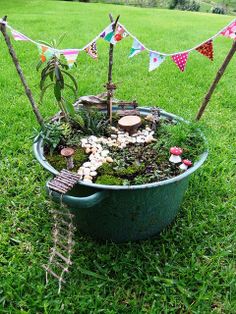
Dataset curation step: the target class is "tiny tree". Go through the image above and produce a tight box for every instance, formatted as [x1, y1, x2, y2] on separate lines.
[37, 37, 78, 123]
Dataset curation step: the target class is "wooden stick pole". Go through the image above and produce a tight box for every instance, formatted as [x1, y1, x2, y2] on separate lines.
[196, 40, 236, 121]
[107, 14, 120, 124]
[0, 16, 44, 126]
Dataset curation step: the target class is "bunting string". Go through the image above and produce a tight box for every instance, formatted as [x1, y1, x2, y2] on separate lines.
[0, 17, 235, 72]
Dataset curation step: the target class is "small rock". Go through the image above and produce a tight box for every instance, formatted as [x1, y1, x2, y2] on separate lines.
[84, 175, 93, 180]
[89, 135, 97, 142]
[106, 156, 113, 163]
[91, 147, 97, 154]
[110, 126, 117, 132]
[145, 135, 154, 143]
[83, 168, 91, 176]
[77, 169, 84, 176]
[83, 162, 92, 168]
[111, 134, 117, 139]
[101, 150, 109, 157]
[90, 171, 97, 177]
[84, 143, 91, 149]
[145, 114, 154, 122]
[83, 178, 93, 184]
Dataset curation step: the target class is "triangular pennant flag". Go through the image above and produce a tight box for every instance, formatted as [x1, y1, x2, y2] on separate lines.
[129, 39, 145, 58]
[149, 52, 165, 72]
[110, 25, 129, 45]
[221, 21, 236, 40]
[85, 42, 98, 59]
[38, 45, 54, 63]
[101, 24, 114, 43]
[62, 49, 79, 68]
[171, 52, 189, 72]
[11, 30, 29, 41]
[196, 40, 214, 61]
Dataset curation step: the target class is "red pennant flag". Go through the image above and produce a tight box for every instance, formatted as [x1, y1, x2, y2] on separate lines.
[171, 52, 189, 72]
[196, 40, 214, 61]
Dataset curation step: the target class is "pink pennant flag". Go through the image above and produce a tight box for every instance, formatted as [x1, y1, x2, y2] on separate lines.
[171, 52, 189, 72]
[62, 49, 79, 68]
[221, 21, 236, 40]
[11, 30, 29, 41]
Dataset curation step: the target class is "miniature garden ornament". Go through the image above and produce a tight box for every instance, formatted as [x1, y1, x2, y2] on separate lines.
[179, 159, 192, 171]
[169, 147, 183, 163]
[60, 147, 75, 170]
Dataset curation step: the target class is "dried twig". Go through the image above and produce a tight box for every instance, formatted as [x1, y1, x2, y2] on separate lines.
[0, 16, 44, 126]
[196, 40, 236, 120]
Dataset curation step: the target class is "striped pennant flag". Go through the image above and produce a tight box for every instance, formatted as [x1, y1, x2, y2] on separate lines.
[172, 52, 189, 72]
[129, 39, 145, 58]
[85, 42, 98, 59]
[11, 30, 29, 41]
[149, 52, 165, 72]
[62, 49, 80, 68]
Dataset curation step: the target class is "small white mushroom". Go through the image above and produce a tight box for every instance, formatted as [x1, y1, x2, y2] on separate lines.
[169, 147, 183, 163]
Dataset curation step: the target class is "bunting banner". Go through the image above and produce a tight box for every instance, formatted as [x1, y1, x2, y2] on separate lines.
[11, 30, 29, 41]
[171, 52, 189, 72]
[85, 42, 98, 59]
[149, 52, 165, 72]
[196, 40, 214, 61]
[1, 18, 235, 73]
[38, 45, 54, 63]
[101, 24, 114, 43]
[111, 25, 128, 44]
[221, 21, 236, 40]
[62, 49, 80, 68]
[129, 39, 145, 58]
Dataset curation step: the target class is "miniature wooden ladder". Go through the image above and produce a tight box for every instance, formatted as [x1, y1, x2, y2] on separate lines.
[43, 169, 81, 294]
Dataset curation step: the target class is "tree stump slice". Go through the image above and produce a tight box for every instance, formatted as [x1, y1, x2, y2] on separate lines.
[118, 115, 142, 135]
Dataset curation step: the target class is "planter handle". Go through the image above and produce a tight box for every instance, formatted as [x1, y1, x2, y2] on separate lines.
[46, 182, 108, 209]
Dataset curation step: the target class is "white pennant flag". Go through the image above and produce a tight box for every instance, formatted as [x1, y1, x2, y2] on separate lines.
[149, 51, 165, 72]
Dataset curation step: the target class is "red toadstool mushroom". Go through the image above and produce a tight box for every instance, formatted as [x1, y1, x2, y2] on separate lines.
[169, 147, 183, 163]
[179, 159, 192, 171]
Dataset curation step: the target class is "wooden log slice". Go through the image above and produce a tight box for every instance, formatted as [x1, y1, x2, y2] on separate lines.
[118, 115, 142, 135]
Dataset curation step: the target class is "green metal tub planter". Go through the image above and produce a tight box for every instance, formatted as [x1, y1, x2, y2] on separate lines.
[33, 107, 208, 243]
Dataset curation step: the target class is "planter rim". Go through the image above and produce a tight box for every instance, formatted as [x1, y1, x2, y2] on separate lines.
[33, 107, 208, 191]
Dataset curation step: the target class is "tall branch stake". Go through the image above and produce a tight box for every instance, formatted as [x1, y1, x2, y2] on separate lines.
[0, 16, 44, 126]
[107, 14, 120, 124]
[196, 40, 236, 121]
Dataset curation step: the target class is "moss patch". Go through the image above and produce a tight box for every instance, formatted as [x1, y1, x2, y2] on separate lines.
[95, 175, 123, 185]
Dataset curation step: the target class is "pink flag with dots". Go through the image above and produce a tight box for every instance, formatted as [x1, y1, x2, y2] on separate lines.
[171, 52, 189, 72]
[221, 21, 236, 40]
[11, 30, 29, 41]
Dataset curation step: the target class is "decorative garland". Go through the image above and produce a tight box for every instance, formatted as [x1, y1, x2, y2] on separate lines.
[1, 18, 235, 72]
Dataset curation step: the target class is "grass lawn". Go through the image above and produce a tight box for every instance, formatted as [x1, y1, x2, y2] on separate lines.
[0, 0, 235, 313]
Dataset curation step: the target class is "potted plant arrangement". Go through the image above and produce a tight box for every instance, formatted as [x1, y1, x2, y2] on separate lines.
[12, 14, 236, 245]
[31, 25, 208, 242]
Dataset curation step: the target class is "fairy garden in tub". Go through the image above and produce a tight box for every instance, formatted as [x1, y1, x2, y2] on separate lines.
[42, 104, 206, 186]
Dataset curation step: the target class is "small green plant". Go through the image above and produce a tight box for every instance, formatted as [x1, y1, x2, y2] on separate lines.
[37, 36, 78, 122]
[73, 108, 109, 136]
[38, 121, 64, 155]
